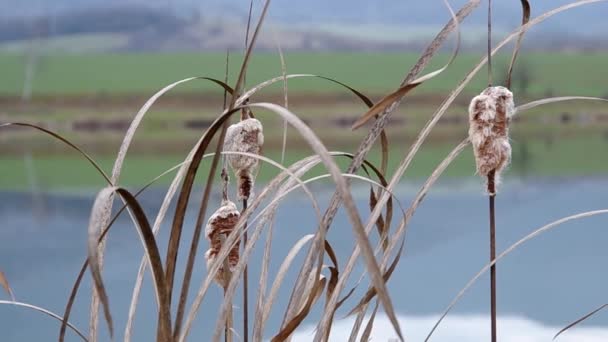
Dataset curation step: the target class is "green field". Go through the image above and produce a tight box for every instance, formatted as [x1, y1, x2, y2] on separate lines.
[1, 52, 608, 97]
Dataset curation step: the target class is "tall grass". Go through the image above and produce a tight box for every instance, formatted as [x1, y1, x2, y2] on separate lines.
[1, 0, 608, 341]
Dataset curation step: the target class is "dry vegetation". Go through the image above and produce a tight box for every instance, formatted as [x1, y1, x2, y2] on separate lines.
[1, 0, 608, 341]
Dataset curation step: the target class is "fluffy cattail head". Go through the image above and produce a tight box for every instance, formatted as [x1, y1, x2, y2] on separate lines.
[468, 86, 515, 194]
[223, 118, 264, 200]
[205, 200, 241, 287]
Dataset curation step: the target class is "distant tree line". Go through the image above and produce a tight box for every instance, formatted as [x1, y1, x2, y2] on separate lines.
[0, 5, 190, 42]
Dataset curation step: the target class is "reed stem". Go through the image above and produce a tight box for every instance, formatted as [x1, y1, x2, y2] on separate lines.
[242, 199, 249, 342]
[488, 170, 497, 342]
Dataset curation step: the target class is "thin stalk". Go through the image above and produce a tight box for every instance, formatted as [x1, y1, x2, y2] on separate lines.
[487, 0, 493, 86]
[242, 198, 249, 342]
[221, 235, 234, 342]
[488, 170, 497, 342]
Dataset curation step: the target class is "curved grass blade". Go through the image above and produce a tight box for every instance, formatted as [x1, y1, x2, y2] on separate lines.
[360, 300, 380, 342]
[258, 234, 315, 333]
[270, 276, 327, 342]
[60, 158, 193, 342]
[286, 1, 480, 329]
[87, 187, 172, 340]
[554, 303, 608, 340]
[425, 209, 608, 341]
[165, 0, 271, 321]
[506, 0, 531, 89]
[0, 300, 87, 341]
[336, 4, 608, 329]
[351, 0, 461, 130]
[0, 123, 110, 183]
[183, 164, 406, 342]
[0, 269, 15, 301]
[515, 96, 608, 114]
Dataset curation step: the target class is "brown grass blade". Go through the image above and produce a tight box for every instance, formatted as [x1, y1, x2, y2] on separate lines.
[179, 149, 323, 342]
[250, 103, 404, 341]
[344, 3, 608, 318]
[0, 123, 110, 183]
[348, 302, 370, 342]
[165, 0, 270, 318]
[173, 100, 233, 338]
[258, 235, 315, 333]
[270, 276, 327, 342]
[346, 238, 406, 317]
[425, 209, 608, 341]
[0, 269, 15, 301]
[0, 300, 87, 341]
[229, 0, 271, 105]
[87, 187, 172, 341]
[60, 155, 209, 342]
[360, 300, 380, 342]
[285, 2, 480, 326]
[86, 188, 116, 339]
[554, 303, 608, 340]
[515, 96, 608, 114]
[506, 0, 531, 89]
[275, 34, 290, 164]
[351, 0, 461, 130]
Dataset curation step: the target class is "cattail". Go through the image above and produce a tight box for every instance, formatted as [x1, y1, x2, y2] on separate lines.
[223, 117, 264, 201]
[205, 199, 241, 287]
[468, 86, 515, 193]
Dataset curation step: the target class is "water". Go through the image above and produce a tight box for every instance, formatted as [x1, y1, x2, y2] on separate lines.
[1, 177, 607, 341]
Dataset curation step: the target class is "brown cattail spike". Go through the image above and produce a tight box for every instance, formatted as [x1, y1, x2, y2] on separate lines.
[205, 200, 241, 287]
[468, 86, 515, 193]
[224, 118, 264, 201]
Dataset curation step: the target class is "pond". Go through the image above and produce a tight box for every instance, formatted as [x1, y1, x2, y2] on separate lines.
[1, 177, 607, 341]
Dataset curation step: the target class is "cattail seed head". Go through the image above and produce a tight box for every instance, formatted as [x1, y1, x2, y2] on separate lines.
[224, 118, 264, 200]
[468, 86, 515, 193]
[205, 199, 241, 287]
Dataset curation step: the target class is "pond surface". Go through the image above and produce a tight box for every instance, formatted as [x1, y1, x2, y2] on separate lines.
[1, 177, 607, 341]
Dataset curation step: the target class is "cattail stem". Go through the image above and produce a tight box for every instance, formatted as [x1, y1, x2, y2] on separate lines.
[220, 234, 233, 342]
[242, 199, 249, 342]
[488, 170, 497, 342]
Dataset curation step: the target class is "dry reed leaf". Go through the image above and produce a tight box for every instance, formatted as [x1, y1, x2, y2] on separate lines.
[87, 187, 173, 340]
[174, 54, 234, 339]
[180, 150, 323, 342]
[360, 300, 380, 342]
[271, 276, 327, 342]
[339, 4, 608, 327]
[290, 1, 480, 330]
[346, 238, 405, 317]
[515, 96, 608, 114]
[258, 235, 315, 331]
[506, 0, 531, 89]
[0, 300, 87, 341]
[165, 2, 271, 327]
[425, 208, 608, 341]
[0, 269, 15, 301]
[554, 303, 608, 340]
[60, 157, 196, 342]
[86, 188, 115, 339]
[0, 123, 110, 183]
[350, 0, 461, 130]
[348, 302, 370, 342]
[204, 102, 403, 341]
[189, 167, 401, 341]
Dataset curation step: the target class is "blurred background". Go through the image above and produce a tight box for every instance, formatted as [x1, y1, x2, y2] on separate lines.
[2, 1, 608, 341]
[2, 0, 608, 191]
